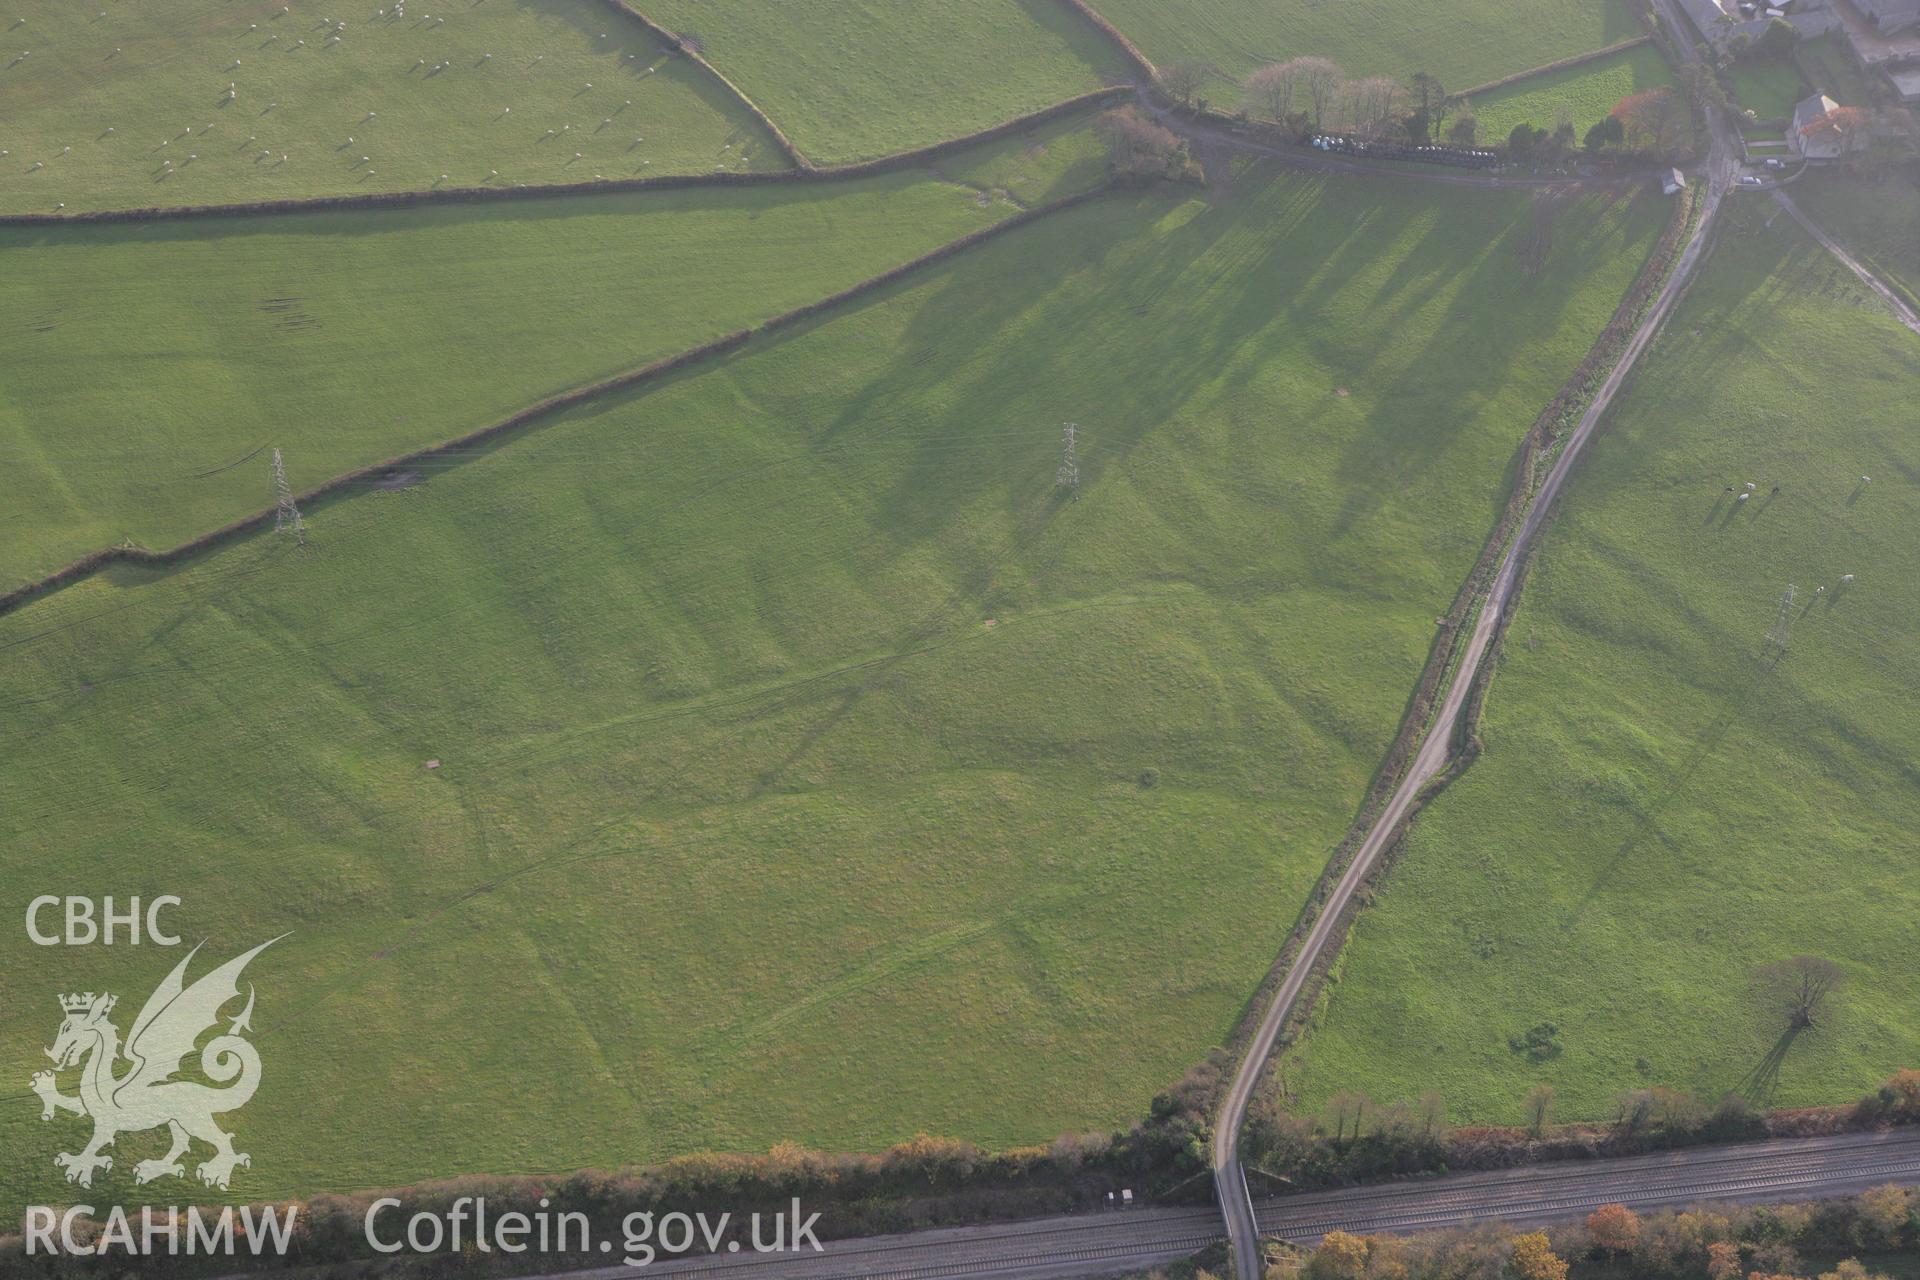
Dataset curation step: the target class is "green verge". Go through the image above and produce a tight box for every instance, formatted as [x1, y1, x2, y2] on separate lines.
[0, 111, 1107, 589]
[1283, 204, 1920, 1125]
[1466, 44, 1677, 147]
[1088, 0, 1644, 97]
[0, 0, 784, 215]
[637, 0, 1129, 164]
[0, 167, 1663, 1216]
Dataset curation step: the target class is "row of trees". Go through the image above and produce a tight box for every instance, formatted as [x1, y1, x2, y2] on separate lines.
[1231, 57, 1699, 160]
[1238, 58, 1472, 146]
[1295, 1185, 1915, 1280]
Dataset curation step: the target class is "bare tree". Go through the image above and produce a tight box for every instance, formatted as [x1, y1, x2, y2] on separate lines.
[1755, 955, 1844, 1030]
[1324, 1090, 1366, 1144]
[1526, 1082, 1556, 1137]
[1245, 59, 1301, 122]
[1344, 75, 1405, 138]
[1158, 59, 1213, 108]
[1298, 56, 1343, 130]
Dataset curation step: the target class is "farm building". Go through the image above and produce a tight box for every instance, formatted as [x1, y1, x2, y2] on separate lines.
[1855, 0, 1920, 34]
[1788, 92, 1869, 156]
[1662, 168, 1688, 194]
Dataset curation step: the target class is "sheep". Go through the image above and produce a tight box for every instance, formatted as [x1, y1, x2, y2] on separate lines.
[1840, 574, 1855, 583]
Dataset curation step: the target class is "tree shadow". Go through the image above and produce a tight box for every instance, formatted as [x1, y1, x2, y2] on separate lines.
[1736, 1024, 1804, 1106]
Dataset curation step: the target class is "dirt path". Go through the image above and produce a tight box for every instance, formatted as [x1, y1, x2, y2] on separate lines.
[1210, 4, 1740, 1273]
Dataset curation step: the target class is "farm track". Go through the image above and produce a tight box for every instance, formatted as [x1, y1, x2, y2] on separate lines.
[500, 1129, 1920, 1280]
[1769, 187, 1920, 334]
[19, 6, 1907, 1274]
[1207, 0, 1744, 1272]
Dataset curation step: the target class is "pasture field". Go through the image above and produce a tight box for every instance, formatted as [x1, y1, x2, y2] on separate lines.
[638, 0, 1127, 163]
[1729, 58, 1807, 121]
[0, 168, 1664, 1214]
[1465, 44, 1676, 150]
[1281, 207, 1920, 1126]
[1088, 0, 1644, 99]
[0, 0, 783, 215]
[0, 111, 1109, 590]
[1793, 170, 1920, 305]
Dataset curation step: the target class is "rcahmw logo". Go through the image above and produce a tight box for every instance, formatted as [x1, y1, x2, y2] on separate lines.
[31, 936, 282, 1192]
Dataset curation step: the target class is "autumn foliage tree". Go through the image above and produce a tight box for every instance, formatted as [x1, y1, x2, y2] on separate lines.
[1611, 87, 1688, 153]
[1586, 1203, 1642, 1253]
[1706, 1239, 1743, 1280]
[1507, 1231, 1568, 1280]
[1305, 1229, 1372, 1280]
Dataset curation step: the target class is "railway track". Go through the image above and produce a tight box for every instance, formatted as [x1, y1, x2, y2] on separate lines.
[540, 1129, 1920, 1280]
[1258, 1131, 1920, 1243]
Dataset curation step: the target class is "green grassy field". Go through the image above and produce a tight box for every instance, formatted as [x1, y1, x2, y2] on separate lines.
[1793, 170, 1920, 306]
[0, 114, 1111, 590]
[1090, 0, 1644, 98]
[1466, 44, 1676, 148]
[1280, 207, 1920, 1126]
[1731, 58, 1808, 121]
[0, 167, 1664, 1214]
[0, 0, 786, 214]
[638, 0, 1127, 164]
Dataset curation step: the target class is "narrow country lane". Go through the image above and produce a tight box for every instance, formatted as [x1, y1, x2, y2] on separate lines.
[1210, 1, 1742, 1273]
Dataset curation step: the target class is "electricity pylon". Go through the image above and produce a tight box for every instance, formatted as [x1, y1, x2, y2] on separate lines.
[1055, 422, 1079, 500]
[1765, 584, 1796, 651]
[271, 448, 306, 545]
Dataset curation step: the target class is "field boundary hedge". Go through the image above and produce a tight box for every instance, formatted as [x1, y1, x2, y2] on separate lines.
[1225, 179, 1699, 1093]
[0, 184, 1112, 622]
[1454, 34, 1656, 103]
[593, 0, 812, 169]
[1050, 0, 1158, 82]
[0, 91, 1123, 227]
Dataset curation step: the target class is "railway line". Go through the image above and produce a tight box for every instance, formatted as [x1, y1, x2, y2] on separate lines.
[534, 1128, 1920, 1280]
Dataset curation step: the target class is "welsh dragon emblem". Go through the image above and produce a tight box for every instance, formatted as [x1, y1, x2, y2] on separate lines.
[31, 938, 281, 1191]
